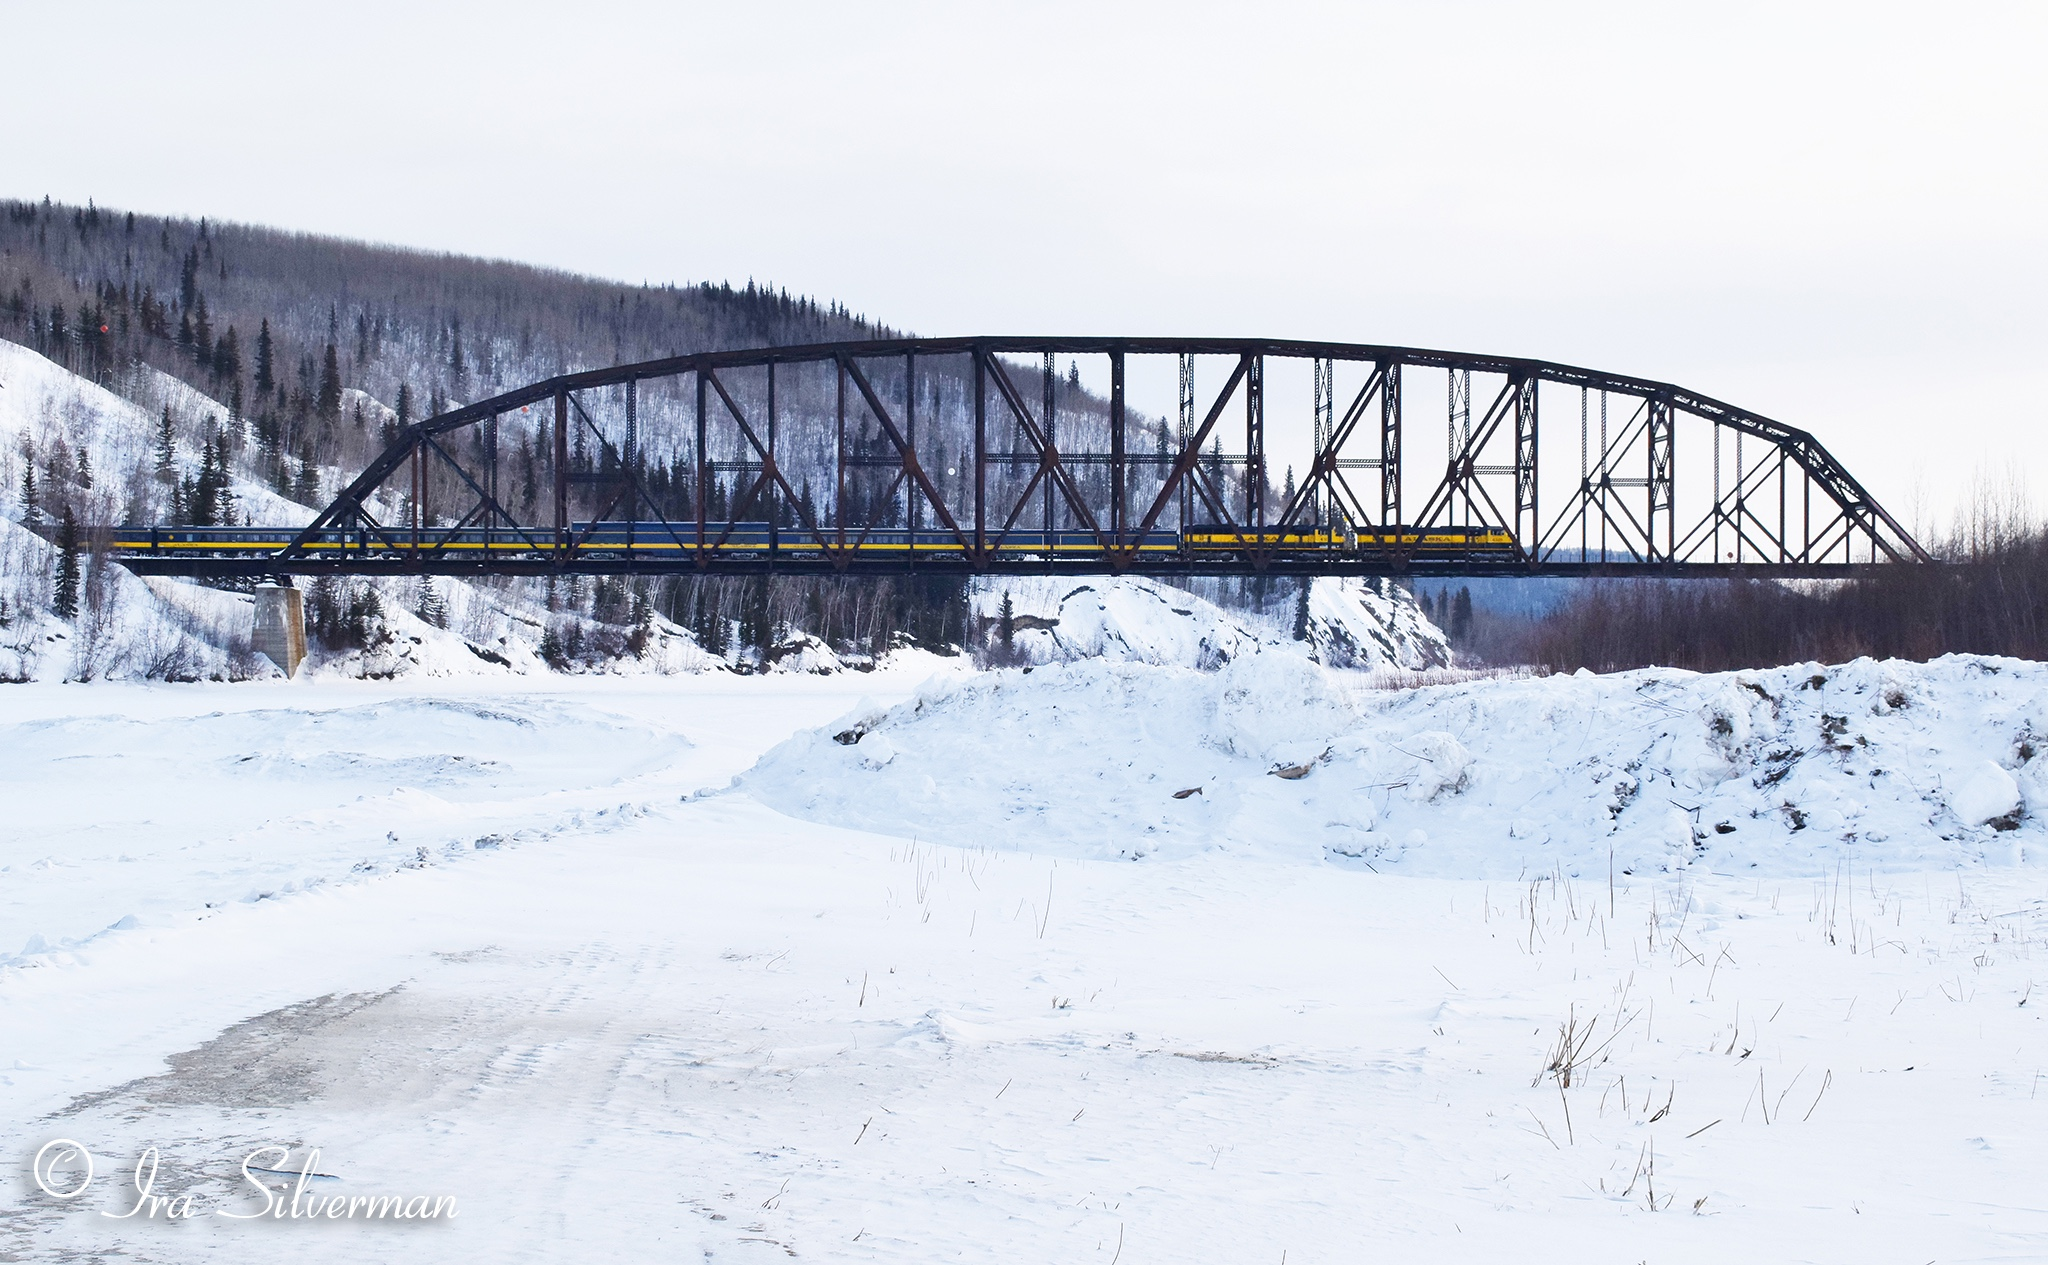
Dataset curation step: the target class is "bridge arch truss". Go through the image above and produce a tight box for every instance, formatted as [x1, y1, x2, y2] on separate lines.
[121, 337, 1929, 578]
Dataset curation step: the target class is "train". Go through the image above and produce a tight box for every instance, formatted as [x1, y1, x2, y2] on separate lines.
[107, 522, 1519, 560]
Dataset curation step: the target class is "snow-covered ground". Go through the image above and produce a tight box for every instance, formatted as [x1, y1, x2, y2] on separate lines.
[4, 656, 2045, 1262]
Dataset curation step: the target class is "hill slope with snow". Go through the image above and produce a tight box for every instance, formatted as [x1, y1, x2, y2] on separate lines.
[0, 339, 316, 528]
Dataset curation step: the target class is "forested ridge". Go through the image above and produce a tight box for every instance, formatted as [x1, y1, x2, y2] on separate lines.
[0, 196, 999, 661]
[1, 196, 1315, 668]
[2, 197, 1299, 668]
[0, 195, 890, 506]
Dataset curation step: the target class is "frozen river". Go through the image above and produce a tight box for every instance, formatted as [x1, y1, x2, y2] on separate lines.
[3, 655, 2045, 1261]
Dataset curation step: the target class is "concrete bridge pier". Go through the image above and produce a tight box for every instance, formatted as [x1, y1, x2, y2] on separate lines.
[253, 583, 307, 677]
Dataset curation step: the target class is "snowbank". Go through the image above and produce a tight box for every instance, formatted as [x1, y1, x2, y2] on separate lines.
[740, 652, 2048, 877]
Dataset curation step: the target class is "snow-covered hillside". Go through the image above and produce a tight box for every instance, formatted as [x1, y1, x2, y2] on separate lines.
[0, 340, 316, 528]
[1302, 575, 1452, 669]
[975, 574, 1448, 671]
[742, 651, 2048, 877]
[0, 517, 254, 682]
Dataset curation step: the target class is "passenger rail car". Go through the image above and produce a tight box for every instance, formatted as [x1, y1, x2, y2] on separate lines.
[110, 526, 544, 555]
[562, 523, 1182, 556]
[105, 523, 1188, 558]
[108, 522, 1520, 561]
[1182, 524, 1519, 559]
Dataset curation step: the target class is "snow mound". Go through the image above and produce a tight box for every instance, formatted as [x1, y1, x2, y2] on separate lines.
[1302, 577, 1451, 670]
[740, 652, 2048, 876]
[763, 633, 846, 674]
[973, 574, 1446, 671]
[742, 659, 1224, 860]
[976, 576, 1266, 667]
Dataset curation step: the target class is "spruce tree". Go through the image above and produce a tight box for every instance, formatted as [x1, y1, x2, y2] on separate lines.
[178, 246, 199, 312]
[293, 441, 321, 506]
[318, 344, 342, 418]
[190, 442, 218, 526]
[417, 575, 446, 628]
[1293, 579, 1311, 641]
[191, 294, 213, 366]
[742, 578, 772, 659]
[53, 508, 80, 618]
[44, 439, 71, 487]
[448, 319, 467, 392]
[254, 318, 275, 393]
[212, 442, 236, 525]
[19, 463, 38, 524]
[75, 447, 92, 491]
[214, 326, 241, 384]
[1451, 586, 1473, 640]
[998, 590, 1015, 654]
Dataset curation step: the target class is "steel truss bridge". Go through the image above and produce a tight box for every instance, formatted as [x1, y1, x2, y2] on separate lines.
[112, 337, 1930, 580]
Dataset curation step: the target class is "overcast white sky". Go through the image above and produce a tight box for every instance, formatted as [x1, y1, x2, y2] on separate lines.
[5, 0, 2044, 530]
